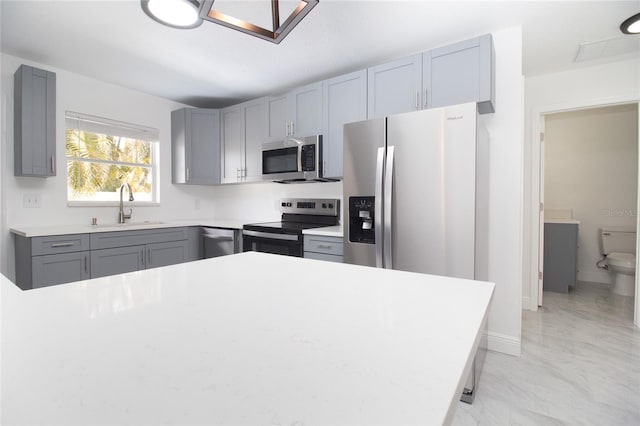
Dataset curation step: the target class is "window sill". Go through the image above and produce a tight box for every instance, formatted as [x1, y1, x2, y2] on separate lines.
[67, 201, 160, 208]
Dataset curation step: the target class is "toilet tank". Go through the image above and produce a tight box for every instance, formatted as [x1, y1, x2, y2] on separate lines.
[600, 227, 637, 255]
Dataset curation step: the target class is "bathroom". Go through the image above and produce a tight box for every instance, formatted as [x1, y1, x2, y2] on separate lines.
[543, 103, 638, 319]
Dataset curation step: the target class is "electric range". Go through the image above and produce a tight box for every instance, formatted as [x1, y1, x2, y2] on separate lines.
[243, 198, 340, 257]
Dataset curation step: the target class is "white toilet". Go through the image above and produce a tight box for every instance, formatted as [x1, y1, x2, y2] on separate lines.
[600, 227, 636, 297]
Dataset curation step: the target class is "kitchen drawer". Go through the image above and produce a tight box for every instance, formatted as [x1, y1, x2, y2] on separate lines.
[304, 235, 344, 256]
[304, 251, 343, 263]
[90, 227, 188, 250]
[30, 234, 90, 256]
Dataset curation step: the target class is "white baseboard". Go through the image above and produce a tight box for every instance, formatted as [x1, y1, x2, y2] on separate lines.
[487, 331, 521, 356]
[577, 270, 610, 284]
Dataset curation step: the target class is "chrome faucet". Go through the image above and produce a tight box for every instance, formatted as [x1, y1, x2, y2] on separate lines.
[118, 183, 134, 223]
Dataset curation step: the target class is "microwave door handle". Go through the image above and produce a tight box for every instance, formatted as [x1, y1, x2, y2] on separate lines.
[297, 145, 303, 172]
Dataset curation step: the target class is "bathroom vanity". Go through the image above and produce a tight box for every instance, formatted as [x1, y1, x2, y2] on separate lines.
[543, 220, 579, 293]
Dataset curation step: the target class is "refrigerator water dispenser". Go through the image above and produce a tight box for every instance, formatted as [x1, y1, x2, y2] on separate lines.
[349, 196, 375, 244]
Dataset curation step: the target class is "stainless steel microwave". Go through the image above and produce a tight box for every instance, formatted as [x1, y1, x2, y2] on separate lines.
[261, 135, 323, 182]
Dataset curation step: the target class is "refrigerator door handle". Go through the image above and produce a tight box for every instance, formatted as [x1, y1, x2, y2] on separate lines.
[384, 146, 395, 269]
[375, 147, 385, 268]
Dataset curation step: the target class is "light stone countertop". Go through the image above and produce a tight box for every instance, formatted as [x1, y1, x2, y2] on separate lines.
[1, 252, 494, 425]
[544, 219, 581, 225]
[302, 225, 343, 237]
[10, 218, 255, 237]
[10, 219, 343, 238]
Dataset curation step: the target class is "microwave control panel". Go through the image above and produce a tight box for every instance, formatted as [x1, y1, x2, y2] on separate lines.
[301, 145, 316, 171]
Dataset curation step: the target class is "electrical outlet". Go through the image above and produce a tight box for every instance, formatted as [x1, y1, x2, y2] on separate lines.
[23, 193, 42, 208]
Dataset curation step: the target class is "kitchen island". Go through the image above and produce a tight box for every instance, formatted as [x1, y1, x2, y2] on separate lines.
[1, 252, 494, 425]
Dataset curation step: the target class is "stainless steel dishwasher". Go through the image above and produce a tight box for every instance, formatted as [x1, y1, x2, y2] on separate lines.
[202, 227, 239, 258]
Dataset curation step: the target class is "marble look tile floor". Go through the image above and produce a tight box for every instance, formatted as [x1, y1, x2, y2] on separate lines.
[453, 281, 640, 425]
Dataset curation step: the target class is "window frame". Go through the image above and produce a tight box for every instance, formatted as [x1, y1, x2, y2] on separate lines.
[65, 111, 160, 207]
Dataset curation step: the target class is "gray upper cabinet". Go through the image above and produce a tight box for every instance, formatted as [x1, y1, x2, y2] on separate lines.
[266, 82, 323, 142]
[221, 98, 266, 183]
[290, 81, 323, 137]
[265, 93, 290, 142]
[14, 64, 56, 177]
[423, 34, 495, 113]
[171, 108, 220, 185]
[322, 70, 367, 178]
[367, 55, 422, 119]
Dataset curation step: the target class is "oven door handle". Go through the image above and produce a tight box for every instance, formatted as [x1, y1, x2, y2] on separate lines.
[243, 230, 300, 241]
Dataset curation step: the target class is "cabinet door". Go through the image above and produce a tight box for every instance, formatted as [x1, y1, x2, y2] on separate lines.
[172, 108, 220, 185]
[423, 34, 494, 113]
[243, 98, 266, 181]
[367, 55, 422, 119]
[266, 93, 290, 142]
[221, 105, 244, 183]
[291, 81, 323, 137]
[323, 70, 367, 178]
[32, 251, 90, 288]
[91, 246, 145, 279]
[188, 109, 220, 184]
[14, 64, 56, 177]
[146, 240, 188, 269]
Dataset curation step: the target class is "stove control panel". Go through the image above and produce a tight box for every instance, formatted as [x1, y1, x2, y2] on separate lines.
[280, 198, 340, 216]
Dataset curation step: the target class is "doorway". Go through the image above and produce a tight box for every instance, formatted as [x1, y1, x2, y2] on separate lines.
[537, 103, 639, 323]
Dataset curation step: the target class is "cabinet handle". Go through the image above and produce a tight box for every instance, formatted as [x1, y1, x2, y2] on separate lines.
[51, 155, 55, 173]
[415, 90, 420, 109]
[147, 248, 151, 265]
[317, 244, 332, 250]
[140, 249, 145, 267]
[291, 122, 295, 135]
[186, 167, 190, 182]
[51, 242, 74, 248]
[84, 255, 88, 274]
[286, 123, 290, 136]
[236, 168, 240, 179]
[424, 89, 428, 108]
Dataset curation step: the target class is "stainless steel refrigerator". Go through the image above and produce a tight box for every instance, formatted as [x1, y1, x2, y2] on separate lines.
[343, 102, 489, 403]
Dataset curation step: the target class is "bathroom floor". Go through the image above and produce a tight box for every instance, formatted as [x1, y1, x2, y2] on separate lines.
[453, 281, 640, 425]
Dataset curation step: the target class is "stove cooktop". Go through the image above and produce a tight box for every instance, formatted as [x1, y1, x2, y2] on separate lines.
[243, 221, 331, 234]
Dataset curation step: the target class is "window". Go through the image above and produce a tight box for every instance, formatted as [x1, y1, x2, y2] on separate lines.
[65, 112, 159, 204]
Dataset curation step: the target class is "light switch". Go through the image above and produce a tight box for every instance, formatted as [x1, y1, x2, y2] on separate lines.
[23, 193, 42, 208]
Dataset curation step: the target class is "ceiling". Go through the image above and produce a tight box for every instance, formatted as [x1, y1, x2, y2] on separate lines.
[1, 1, 638, 108]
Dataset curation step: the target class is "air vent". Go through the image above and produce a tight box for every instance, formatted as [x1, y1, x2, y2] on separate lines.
[575, 36, 640, 62]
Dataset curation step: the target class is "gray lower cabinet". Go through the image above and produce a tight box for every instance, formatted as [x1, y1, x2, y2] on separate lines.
[16, 227, 199, 289]
[15, 233, 91, 290]
[543, 223, 579, 293]
[14, 64, 56, 177]
[304, 235, 343, 263]
[91, 245, 145, 279]
[91, 240, 189, 278]
[32, 251, 90, 289]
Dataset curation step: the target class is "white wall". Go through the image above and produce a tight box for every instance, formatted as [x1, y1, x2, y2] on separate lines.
[545, 104, 638, 284]
[524, 58, 640, 311]
[0, 53, 220, 280]
[476, 26, 523, 356]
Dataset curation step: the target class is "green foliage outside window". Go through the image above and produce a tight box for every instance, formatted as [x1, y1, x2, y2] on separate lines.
[66, 128, 154, 202]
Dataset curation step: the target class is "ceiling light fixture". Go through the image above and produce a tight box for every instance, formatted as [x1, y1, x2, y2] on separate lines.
[141, 0, 203, 29]
[141, 0, 318, 44]
[620, 12, 640, 34]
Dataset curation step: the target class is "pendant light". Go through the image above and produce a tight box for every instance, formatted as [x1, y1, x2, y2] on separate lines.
[620, 12, 640, 34]
[141, 0, 203, 29]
